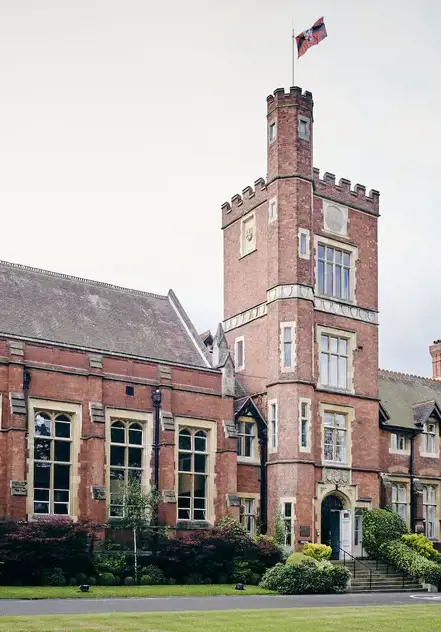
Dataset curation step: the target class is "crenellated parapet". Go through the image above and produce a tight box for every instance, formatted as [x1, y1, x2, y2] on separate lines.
[267, 86, 313, 115]
[313, 168, 380, 215]
[221, 177, 268, 229]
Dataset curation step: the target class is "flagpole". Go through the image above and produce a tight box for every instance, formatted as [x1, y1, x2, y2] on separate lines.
[292, 25, 295, 86]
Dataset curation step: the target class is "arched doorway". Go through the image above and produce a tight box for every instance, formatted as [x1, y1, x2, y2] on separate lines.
[321, 494, 343, 560]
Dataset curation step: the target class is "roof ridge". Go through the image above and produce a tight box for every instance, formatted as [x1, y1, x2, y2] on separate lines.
[0, 259, 168, 300]
[380, 368, 440, 383]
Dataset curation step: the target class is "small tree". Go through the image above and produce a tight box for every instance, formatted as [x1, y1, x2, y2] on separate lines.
[273, 510, 286, 547]
[110, 478, 159, 584]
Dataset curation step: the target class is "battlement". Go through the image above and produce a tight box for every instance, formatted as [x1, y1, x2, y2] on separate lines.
[267, 86, 313, 114]
[221, 177, 268, 229]
[313, 168, 380, 216]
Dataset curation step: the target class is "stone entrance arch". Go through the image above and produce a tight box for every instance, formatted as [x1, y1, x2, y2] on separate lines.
[320, 492, 351, 560]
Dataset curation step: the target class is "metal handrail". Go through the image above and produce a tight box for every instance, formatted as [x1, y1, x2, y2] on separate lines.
[336, 546, 374, 590]
[360, 540, 407, 588]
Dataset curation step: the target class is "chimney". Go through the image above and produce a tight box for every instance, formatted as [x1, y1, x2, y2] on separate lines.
[429, 340, 441, 380]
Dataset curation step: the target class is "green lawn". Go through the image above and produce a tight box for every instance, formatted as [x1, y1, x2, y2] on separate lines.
[0, 606, 439, 631]
[0, 584, 273, 599]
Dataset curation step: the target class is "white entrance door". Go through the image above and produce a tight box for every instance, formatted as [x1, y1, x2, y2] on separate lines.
[353, 511, 364, 558]
[339, 510, 352, 559]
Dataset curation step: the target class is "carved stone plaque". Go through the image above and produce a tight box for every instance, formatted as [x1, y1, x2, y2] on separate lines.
[299, 525, 311, 538]
[92, 486, 105, 500]
[322, 468, 350, 486]
[10, 481, 27, 496]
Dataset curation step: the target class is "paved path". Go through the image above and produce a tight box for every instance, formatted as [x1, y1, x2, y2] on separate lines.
[0, 592, 438, 616]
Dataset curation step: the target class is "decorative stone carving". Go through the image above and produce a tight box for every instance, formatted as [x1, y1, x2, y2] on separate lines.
[159, 365, 172, 383]
[227, 494, 241, 507]
[8, 340, 24, 357]
[161, 411, 175, 431]
[10, 392, 26, 416]
[300, 525, 311, 537]
[88, 354, 103, 369]
[92, 486, 105, 500]
[223, 419, 238, 439]
[162, 490, 176, 503]
[90, 403, 105, 424]
[322, 468, 351, 486]
[323, 202, 348, 236]
[314, 297, 378, 325]
[267, 284, 314, 304]
[10, 481, 27, 496]
[223, 302, 267, 333]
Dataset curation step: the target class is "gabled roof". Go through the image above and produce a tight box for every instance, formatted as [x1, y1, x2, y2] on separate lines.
[0, 260, 210, 368]
[379, 370, 441, 429]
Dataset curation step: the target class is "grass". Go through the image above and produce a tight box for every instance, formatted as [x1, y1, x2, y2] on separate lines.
[0, 606, 439, 631]
[0, 584, 273, 600]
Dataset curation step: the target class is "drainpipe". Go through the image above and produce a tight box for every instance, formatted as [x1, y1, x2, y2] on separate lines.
[23, 369, 31, 428]
[409, 431, 416, 532]
[258, 426, 268, 534]
[151, 387, 162, 495]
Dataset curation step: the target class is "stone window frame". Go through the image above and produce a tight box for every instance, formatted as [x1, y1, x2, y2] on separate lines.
[105, 408, 153, 520]
[240, 212, 257, 258]
[280, 496, 296, 549]
[422, 483, 437, 540]
[237, 492, 260, 536]
[268, 196, 278, 224]
[174, 417, 217, 525]
[298, 228, 310, 260]
[280, 321, 295, 372]
[298, 115, 311, 141]
[317, 325, 356, 395]
[314, 234, 358, 305]
[268, 399, 278, 453]
[390, 432, 410, 455]
[420, 420, 439, 458]
[319, 402, 354, 468]
[299, 398, 311, 453]
[268, 120, 277, 144]
[236, 416, 259, 465]
[27, 398, 82, 520]
[234, 336, 245, 372]
[390, 481, 409, 524]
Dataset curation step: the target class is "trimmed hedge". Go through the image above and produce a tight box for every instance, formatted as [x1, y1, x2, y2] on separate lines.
[362, 509, 408, 557]
[303, 543, 332, 561]
[380, 540, 441, 586]
[401, 534, 439, 561]
[260, 560, 350, 595]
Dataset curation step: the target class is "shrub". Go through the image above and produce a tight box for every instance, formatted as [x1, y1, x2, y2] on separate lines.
[401, 534, 438, 560]
[94, 551, 129, 580]
[124, 576, 135, 586]
[303, 543, 332, 561]
[286, 552, 308, 565]
[75, 572, 88, 586]
[99, 572, 116, 586]
[380, 540, 441, 585]
[362, 509, 408, 557]
[88, 576, 97, 586]
[216, 516, 248, 537]
[42, 567, 66, 587]
[139, 565, 166, 585]
[185, 573, 205, 585]
[167, 577, 177, 585]
[0, 518, 100, 585]
[260, 560, 349, 595]
[231, 561, 261, 585]
[68, 577, 77, 586]
[273, 512, 286, 547]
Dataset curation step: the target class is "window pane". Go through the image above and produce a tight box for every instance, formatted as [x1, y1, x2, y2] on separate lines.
[245, 422, 254, 436]
[301, 420, 308, 447]
[110, 445, 125, 467]
[318, 261, 325, 294]
[326, 263, 333, 295]
[129, 425, 143, 445]
[318, 245, 325, 260]
[55, 414, 70, 422]
[178, 473, 192, 495]
[55, 421, 71, 438]
[35, 414, 51, 437]
[237, 436, 243, 457]
[335, 265, 342, 297]
[391, 485, 397, 503]
[320, 353, 329, 385]
[284, 342, 292, 367]
[336, 429, 346, 446]
[324, 413, 334, 427]
[301, 402, 308, 418]
[194, 454, 206, 473]
[34, 489, 49, 501]
[336, 415, 346, 428]
[330, 337, 338, 353]
[34, 439, 50, 461]
[284, 503, 292, 518]
[338, 357, 347, 389]
[335, 250, 342, 264]
[324, 444, 334, 461]
[398, 485, 406, 502]
[194, 474, 207, 498]
[335, 444, 345, 462]
[236, 341, 243, 367]
[244, 435, 253, 457]
[110, 469, 125, 495]
[284, 327, 292, 343]
[54, 441, 71, 463]
[34, 462, 50, 488]
[194, 432, 207, 453]
[34, 501, 49, 514]
[326, 247, 334, 262]
[111, 423, 125, 444]
[53, 503, 69, 515]
[127, 448, 142, 468]
[300, 233, 307, 254]
[343, 268, 350, 299]
[330, 355, 338, 387]
[339, 339, 347, 355]
[54, 490, 69, 503]
[343, 252, 350, 267]
[54, 464, 70, 490]
[179, 430, 191, 450]
[178, 453, 191, 472]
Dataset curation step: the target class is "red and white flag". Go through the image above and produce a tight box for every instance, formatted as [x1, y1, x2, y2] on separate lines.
[295, 17, 327, 58]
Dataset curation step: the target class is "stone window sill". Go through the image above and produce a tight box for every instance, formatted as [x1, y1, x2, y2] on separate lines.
[175, 520, 212, 531]
[420, 453, 439, 459]
[237, 457, 260, 466]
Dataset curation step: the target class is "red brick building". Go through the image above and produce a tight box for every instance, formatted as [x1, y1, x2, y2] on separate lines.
[1, 86, 441, 557]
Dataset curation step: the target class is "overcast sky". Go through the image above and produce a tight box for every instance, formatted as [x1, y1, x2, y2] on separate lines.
[0, 1, 439, 377]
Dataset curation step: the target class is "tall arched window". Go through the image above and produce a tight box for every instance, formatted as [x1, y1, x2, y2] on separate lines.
[423, 485, 436, 539]
[109, 420, 144, 517]
[391, 483, 407, 521]
[33, 411, 72, 515]
[178, 428, 208, 521]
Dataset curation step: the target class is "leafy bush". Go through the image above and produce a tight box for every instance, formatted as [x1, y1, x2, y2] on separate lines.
[0, 518, 100, 585]
[216, 516, 248, 537]
[273, 512, 286, 547]
[401, 534, 438, 560]
[185, 573, 205, 585]
[380, 540, 441, 585]
[286, 553, 308, 565]
[362, 509, 408, 557]
[140, 575, 151, 585]
[303, 543, 332, 561]
[124, 576, 135, 586]
[231, 561, 261, 585]
[75, 572, 88, 585]
[94, 551, 129, 580]
[41, 567, 66, 586]
[139, 565, 166, 585]
[260, 560, 350, 594]
[88, 576, 97, 586]
[68, 577, 77, 586]
[99, 572, 116, 586]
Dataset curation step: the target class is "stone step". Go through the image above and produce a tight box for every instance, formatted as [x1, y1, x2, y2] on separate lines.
[350, 587, 427, 593]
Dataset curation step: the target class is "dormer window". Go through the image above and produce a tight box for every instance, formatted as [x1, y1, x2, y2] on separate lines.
[421, 421, 438, 456]
[390, 432, 409, 454]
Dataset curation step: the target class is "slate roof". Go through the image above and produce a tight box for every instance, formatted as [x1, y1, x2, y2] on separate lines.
[379, 370, 441, 429]
[0, 260, 210, 368]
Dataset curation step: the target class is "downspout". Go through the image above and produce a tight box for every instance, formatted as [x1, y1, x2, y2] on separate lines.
[23, 369, 31, 428]
[258, 425, 268, 534]
[409, 430, 416, 533]
[151, 387, 162, 525]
